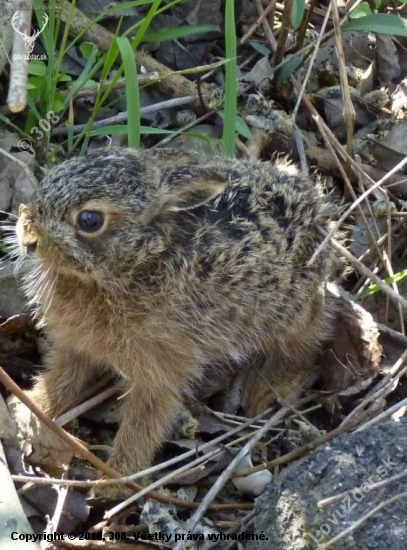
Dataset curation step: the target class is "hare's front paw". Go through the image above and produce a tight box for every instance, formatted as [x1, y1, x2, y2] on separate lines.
[23, 387, 60, 417]
[90, 462, 149, 500]
[90, 477, 134, 500]
[171, 404, 199, 440]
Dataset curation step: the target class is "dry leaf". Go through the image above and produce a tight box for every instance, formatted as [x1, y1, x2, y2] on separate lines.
[321, 285, 382, 411]
[0, 394, 17, 439]
[7, 396, 73, 475]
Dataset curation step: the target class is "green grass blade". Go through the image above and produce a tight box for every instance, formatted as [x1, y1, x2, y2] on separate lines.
[65, 45, 98, 104]
[0, 112, 32, 140]
[90, 125, 130, 136]
[116, 37, 141, 148]
[60, 1, 156, 56]
[122, 0, 183, 40]
[277, 55, 303, 83]
[26, 94, 42, 121]
[349, 3, 373, 18]
[343, 13, 407, 36]
[223, 0, 237, 157]
[143, 25, 218, 43]
[218, 111, 252, 140]
[90, 125, 176, 136]
[157, 59, 228, 77]
[360, 269, 407, 299]
[131, 0, 162, 50]
[292, 0, 306, 30]
[250, 41, 271, 56]
[106, 0, 155, 10]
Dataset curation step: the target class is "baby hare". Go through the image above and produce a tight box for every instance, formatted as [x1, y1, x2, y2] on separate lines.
[16, 147, 337, 489]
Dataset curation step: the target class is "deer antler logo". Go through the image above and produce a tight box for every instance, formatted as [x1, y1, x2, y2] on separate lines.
[11, 12, 49, 54]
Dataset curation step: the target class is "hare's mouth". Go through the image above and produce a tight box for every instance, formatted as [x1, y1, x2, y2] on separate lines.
[22, 255, 96, 310]
[38, 254, 95, 281]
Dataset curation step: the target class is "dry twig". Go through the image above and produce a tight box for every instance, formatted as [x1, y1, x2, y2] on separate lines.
[0, 366, 253, 512]
[7, 2, 31, 112]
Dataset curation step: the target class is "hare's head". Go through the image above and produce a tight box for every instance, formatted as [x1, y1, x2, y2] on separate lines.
[16, 148, 229, 291]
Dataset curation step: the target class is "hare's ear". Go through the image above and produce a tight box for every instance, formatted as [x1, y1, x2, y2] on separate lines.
[159, 167, 228, 212]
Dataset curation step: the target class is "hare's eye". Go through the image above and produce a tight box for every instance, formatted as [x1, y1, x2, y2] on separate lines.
[77, 211, 105, 233]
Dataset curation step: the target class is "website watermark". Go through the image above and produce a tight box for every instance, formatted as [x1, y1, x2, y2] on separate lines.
[11, 11, 48, 58]
[5, 3, 60, 9]
[309, 456, 397, 546]
[18, 111, 60, 153]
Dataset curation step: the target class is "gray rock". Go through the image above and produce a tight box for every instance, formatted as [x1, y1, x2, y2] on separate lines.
[11, 154, 37, 214]
[0, 132, 37, 215]
[155, 40, 212, 72]
[174, 0, 222, 27]
[0, 262, 25, 318]
[248, 420, 407, 550]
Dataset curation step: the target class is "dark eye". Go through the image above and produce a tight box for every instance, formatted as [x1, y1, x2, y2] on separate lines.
[77, 211, 104, 233]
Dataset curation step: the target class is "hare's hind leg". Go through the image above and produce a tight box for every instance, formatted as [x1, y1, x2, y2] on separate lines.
[242, 344, 319, 416]
[242, 290, 334, 416]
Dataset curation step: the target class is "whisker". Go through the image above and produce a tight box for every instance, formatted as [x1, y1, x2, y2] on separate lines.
[43, 269, 58, 316]
[14, 254, 26, 275]
[2, 240, 19, 251]
[0, 210, 18, 219]
[0, 250, 18, 263]
[0, 224, 17, 231]
[34, 266, 51, 308]
[37, 268, 50, 303]
[3, 233, 19, 242]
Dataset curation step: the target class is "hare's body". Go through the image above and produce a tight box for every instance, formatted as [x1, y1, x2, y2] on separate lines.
[17, 148, 336, 486]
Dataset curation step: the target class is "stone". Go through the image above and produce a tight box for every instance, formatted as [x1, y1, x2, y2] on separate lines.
[248, 420, 407, 550]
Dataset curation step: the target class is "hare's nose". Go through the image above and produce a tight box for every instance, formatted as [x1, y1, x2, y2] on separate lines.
[19, 204, 33, 219]
[18, 204, 39, 254]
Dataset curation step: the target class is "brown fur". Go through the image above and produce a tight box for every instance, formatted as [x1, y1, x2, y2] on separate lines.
[15, 148, 337, 492]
